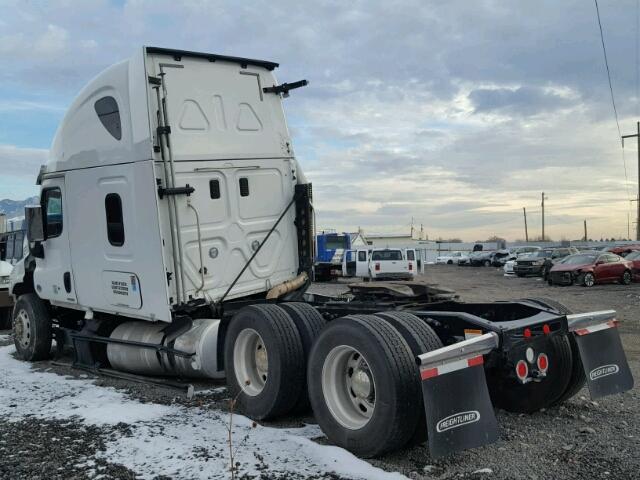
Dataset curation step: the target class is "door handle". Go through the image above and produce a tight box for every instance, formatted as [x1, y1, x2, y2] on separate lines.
[63, 272, 72, 293]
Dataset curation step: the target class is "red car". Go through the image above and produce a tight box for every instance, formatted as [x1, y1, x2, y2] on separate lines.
[548, 252, 634, 287]
[607, 244, 640, 257]
[626, 250, 640, 281]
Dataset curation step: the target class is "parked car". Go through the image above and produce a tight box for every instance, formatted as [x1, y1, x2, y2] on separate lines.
[470, 250, 495, 267]
[513, 247, 579, 278]
[435, 251, 466, 265]
[503, 259, 516, 275]
[548, 252, 634, 287]
[625, 250, 640, 281]
[606, 245, 640, 257]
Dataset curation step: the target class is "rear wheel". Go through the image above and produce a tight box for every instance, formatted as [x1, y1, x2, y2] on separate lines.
[488, 335, 572, 413]
[13, 293, 52, 361]
[621, 270, 632, 285]
[484, 260, 491, 267]
[522, 298, 586, 406]
[373, 311, 443, 446]
[447, 260, 453, 265]
[278, 302, 326, 412]
[224, 304, 305, 420]
[308, 314, 421, 457]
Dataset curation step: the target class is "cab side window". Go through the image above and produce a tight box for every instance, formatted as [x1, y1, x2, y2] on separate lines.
[105, 193, 125, 247]
[95, 96, 122, 140]
[357, 251, 367, 262]
[42, 188, 63, 238]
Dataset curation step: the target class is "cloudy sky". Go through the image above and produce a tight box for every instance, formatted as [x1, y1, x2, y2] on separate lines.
[0, 0, 639, 241]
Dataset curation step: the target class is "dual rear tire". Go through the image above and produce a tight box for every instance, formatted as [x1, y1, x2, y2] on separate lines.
[225, 306, 441, 457]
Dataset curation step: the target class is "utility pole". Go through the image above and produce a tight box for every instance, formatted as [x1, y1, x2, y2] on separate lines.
[584, 219, 588, 242]
[621, 121, 640, 241]
[523, 207, 529, 242]
[541, 192, 548, 241]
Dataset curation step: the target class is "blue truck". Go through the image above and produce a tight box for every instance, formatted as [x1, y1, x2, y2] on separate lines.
[314, 232, 352, 281]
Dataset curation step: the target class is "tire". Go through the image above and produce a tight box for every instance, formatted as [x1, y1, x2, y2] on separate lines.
[447, 260, 453, 265]
[582, 272, 595, 287]
[0, 307, 12, 330]
[373, 311, 443, 446]
[541, 266, 549, 280]
[484, 260, 491, 267]
[547, 277, 553, 286]
[308, 314, 421, 457]
[488, 335, 572, 413]
[621, 270, 632, 285]
[13, 293, 52, 361]
[520, 298, 586, 407]
[224, 304, 305, 420]
[278, 303, 327, 412]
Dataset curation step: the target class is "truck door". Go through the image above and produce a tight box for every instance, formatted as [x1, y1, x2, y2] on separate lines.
[342, 250, 354, 277]
[355, 249, 369, 278]
[406, 248, 416, 276]
[35, 179, 77, 304]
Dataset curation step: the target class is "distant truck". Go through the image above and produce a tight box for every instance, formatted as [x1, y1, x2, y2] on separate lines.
[342, 247, 416, 280]
[0, 228, 26, 329]
[314, 232, 352, 281]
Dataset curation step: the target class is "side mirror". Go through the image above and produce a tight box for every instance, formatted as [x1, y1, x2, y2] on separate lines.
[26, 205, 45, 242]
[25, 205, 45, 259]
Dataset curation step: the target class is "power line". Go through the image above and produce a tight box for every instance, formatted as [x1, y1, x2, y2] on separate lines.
[594, 0, 632, 205]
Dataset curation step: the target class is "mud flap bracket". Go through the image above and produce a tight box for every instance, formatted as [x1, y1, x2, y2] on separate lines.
[417, 332, 499, 457]
[567, 310, 634, 399]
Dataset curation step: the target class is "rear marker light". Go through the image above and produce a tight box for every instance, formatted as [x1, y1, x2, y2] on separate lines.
[409, 263, 413, 271]
[537, 353, 549, 373]
[516, 360, 529, 382]
[523, 328, 532, 339]
[375, 263, 380, 271]
[543, 324, 551, 335]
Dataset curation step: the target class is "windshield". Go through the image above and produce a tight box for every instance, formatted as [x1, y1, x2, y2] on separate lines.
[626, 251, 640, 260]
[325, 236, 348, 250]
[562, 254, 597, 265]
[371, 250, 403, 261]
[532, 250, 553, 258]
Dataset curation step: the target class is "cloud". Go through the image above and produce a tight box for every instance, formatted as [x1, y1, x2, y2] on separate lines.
[0, 0, 637, 241]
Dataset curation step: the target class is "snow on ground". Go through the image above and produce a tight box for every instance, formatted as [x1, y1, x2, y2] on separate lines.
[0, 345, 406, 480]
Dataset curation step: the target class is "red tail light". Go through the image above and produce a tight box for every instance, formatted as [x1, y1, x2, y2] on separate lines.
[516, 360, 529, 382]
[409, 263, 413, 271]
[375, 263, 380, 271]
[537, 353, 549, 373]
[523, 328, 532, 339]
[542, 324, 550, 335]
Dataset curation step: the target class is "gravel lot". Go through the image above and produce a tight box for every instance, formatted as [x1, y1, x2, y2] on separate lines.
[1, 265, 638, 479]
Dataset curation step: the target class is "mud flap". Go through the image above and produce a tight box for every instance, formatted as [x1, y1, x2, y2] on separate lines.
[572, 320, 634, 399]
[417, 332, 499, 457]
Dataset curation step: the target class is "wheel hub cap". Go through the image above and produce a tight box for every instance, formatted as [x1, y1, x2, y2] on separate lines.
[322, 346, 376, 430]
[233, 329, 268, 397]
[15, 309, 30, 348]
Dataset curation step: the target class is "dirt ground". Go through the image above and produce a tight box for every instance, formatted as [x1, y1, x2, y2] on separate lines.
[1, 265, 638, 479]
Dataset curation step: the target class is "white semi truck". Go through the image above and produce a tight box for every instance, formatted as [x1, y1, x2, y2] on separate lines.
[8, 47, 634, 459]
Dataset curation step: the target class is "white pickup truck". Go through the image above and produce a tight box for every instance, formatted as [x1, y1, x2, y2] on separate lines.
[343, 248, 416, 280]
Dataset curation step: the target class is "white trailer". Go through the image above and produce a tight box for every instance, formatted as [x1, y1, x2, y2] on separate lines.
[8, 47, 634, 459]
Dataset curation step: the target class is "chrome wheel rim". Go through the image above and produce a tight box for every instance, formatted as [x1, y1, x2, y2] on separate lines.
[233, 328, 268, 396]
[321, 345, 376, 430]
[584, 274, 595, 287]
[14, 309, 31, 349]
